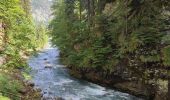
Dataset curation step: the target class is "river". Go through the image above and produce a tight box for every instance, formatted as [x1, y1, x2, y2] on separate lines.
[28, 43, 142, 100]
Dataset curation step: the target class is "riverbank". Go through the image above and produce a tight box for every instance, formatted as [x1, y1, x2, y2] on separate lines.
[68, 67, 167, 100]
[0, 68, 42, 100]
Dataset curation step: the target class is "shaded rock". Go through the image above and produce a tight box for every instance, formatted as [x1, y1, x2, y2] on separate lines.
[48, 91, 53, 95]
[44, 58, 48, 60]
[43, 91, 48, 94]
[18, 88, 27, 94]
[26, 80, 35, 87]
[55, 97, 64, 100]
[68, 68, 152, 99]
[34, 87, 42, 92]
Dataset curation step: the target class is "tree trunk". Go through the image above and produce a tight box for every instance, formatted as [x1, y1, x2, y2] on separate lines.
[90, 0, 95, 27]
[87, 0, 91, 31]
[79, 0, 82, 21]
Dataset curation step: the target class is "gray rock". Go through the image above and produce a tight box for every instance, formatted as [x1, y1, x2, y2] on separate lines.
[55, 97, 64, 100]
[45, 64, 53, 68]
[34, 87, 42, 92]
[43, 91, 48, 94]
[18, 88, 27, 94]
[26, 80, 35, 87]
[44, 58, 48, 60]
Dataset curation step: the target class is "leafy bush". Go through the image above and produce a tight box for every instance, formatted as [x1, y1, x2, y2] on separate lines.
[0, 73, 23, 100]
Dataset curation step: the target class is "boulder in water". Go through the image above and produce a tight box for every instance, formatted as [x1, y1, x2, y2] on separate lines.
[44, 61, 50, 64]
[34, 87, 42, 92]
[25, 80, 35, 87]
[44, 58, 48, 60]
[45, 64, 53, 68]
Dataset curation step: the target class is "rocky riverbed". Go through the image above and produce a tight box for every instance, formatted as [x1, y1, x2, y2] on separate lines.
[28, 44, 142, 100]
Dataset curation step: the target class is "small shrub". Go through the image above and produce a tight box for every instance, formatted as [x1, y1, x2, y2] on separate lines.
[0, 73, 23, 100]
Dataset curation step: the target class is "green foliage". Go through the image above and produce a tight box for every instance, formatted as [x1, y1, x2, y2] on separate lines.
[34, 23, 48, 49]
[0, 0, 48, 68]
[162, 46, 170, 66]
[0, 95, 10, 100]
[0, 0, 48, 99]
[0, 73, 23, 100]
[22, 72, 32, 80]
[50, 0, 170, 83]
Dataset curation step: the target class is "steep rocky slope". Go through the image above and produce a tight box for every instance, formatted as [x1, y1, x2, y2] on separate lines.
[31, 0, 53, 23]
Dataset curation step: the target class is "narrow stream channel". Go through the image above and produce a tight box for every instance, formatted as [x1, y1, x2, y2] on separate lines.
[28, 43, 142, 100]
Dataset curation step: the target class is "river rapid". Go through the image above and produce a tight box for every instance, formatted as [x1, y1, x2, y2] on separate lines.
[28, 43, 142, 100]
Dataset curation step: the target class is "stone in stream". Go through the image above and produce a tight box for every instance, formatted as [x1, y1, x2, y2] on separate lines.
[24, 80, 35, 87]
[34, 87, 42, 92]
[44, 60, 53, 68]
[44, 61, 50, 64]
[45, 63, 53, 68]
[44, 58, 48, 60]
[43, 91, 48, 94]
[55, 97, 64, 100]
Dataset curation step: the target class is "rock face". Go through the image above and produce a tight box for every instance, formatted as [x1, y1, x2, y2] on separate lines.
[31, 0, 52, 24]
[68, 67, 155, 100]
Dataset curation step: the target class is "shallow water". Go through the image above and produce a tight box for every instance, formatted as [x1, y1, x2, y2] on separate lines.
[28, 44, 142, 100]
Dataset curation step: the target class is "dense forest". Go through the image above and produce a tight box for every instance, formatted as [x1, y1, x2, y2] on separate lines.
[50, 0, 170, 99]
[0, 0, 48, 99]
[1, 0, 170, 100]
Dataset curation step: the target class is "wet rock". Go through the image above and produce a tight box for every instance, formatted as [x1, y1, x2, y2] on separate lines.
[44, 61, 50, 65]
[43, 91, 48, 94]
[45, 64, 53, 68]
[44, 61, 50, 64]
[26, 80, 35, 87]
[34, 87, 42, 92]
[48, 91, 53, 95]
[41, 93, 43, 97]
[69, 68, 152, 99]
[44, 58, 48, 60]
[55, 97, 64, 100]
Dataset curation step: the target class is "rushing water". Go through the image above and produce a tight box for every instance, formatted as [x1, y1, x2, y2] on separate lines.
[28, 44, 141, 100]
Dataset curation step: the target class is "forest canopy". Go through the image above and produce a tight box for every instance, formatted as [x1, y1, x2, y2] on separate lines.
[49, 0, 170, 99]
[0, 0, 48, 68]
